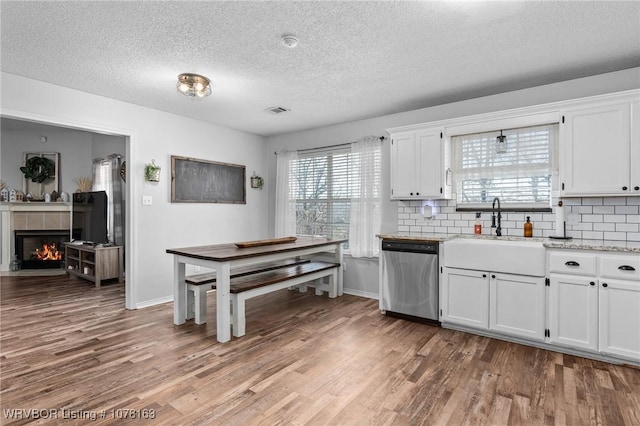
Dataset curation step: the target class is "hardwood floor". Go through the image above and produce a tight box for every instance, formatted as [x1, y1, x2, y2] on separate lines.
[1, 274, 639, 425]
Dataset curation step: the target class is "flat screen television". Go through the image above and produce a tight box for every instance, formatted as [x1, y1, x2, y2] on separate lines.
[72, 191, 108, 244]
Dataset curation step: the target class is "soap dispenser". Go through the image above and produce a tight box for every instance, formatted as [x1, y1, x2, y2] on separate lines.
[524, 216, 533, 237]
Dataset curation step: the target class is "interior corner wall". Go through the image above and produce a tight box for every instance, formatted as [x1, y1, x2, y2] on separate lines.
[1, 72, 269, 307]
[264, 67, 640, 298]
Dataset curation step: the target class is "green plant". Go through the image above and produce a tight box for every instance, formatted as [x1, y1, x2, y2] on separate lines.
[144, 160, 161, 182]
[20, 156, 55, 183]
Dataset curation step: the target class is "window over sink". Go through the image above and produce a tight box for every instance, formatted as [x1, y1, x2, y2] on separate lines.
[452, 124, 557, 211]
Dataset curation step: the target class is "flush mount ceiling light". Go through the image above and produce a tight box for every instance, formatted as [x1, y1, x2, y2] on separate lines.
[176, 73, 212, 98]
[282, 35, 298, 48]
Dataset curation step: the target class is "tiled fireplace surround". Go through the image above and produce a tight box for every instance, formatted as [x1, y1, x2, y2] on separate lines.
[397, 196, 640, 242]
[0, 204, 72, 271]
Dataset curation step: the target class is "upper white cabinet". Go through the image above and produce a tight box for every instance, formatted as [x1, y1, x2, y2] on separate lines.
[559, 93, 640, 196]
[388, 126, 451, 200]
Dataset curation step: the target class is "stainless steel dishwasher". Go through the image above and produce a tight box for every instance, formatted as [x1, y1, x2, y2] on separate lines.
[380, 239, 439, 324]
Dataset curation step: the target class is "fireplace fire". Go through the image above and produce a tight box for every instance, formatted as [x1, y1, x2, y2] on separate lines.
[15, 230, 70, 269]
[34, 243, 63, 261]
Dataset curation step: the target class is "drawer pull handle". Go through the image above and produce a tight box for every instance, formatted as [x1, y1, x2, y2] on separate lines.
[565, 261, 580, 267]
[602, 283, 608, 288]
[618, 265, 636, 271]
[590, 281, 595, 286]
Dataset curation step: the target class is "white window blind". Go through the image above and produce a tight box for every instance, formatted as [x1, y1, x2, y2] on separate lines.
[290, 145, 381, 245]
[452, 124, 557, 209]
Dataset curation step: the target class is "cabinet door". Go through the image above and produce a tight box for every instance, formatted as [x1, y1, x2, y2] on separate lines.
[631, 100, 640, 194]
[390, 132, 417, 199]
[548, 274, 598, 351]
[415, 128, 444, 198]
[560, 103, 631, 196]
[441, 267, 489, 329]
[489, 273, 545, 341]
[598, 278, 640, 361]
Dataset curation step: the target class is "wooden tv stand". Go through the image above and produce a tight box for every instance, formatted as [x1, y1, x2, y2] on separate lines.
[63, 243, 123, 287]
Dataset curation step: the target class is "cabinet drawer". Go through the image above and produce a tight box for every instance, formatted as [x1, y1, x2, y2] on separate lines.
[599, 255, 640, 281]
[549, 252, 597, 276]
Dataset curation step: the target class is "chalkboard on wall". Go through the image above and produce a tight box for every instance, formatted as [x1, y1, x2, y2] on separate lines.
[171, 155, 246, 204]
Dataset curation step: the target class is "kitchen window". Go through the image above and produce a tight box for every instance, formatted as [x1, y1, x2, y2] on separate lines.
[289, 145, 381, 245]
[452, 124, 557, 211]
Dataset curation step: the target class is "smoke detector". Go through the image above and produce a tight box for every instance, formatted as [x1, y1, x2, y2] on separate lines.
[282, 35, 298, 48]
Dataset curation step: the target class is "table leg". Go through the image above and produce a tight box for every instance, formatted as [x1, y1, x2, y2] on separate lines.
[216, 262, 231, 342]
[173, 258, 186, 325]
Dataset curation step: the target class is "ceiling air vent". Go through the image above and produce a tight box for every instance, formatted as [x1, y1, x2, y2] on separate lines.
[265, 106, 290, 115]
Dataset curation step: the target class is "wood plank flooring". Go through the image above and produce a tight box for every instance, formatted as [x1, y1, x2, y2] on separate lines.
[1, 274, 639, 425]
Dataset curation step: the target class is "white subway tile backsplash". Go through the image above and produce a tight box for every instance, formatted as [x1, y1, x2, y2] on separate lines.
[582, 214, 603, 223]
[616, 223, 639, 232]
[615, 205, 639, 215]
[603, 231, 627, 240]
[396, 197, 639, 242]
[593, 223, 615, 231]
[603, 214, 626, 223]
[593, 206, 615, 214]
[603, 197, 627, 205]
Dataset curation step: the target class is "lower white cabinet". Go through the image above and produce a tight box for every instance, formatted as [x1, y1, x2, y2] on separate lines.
[548, 274, 598, 351]
[599, 277, 640, 359]
[490, 273, 546, 341]
[548, 250, 640, 362]
[441, 268, 489, 329]
[442, 267, 545, 340]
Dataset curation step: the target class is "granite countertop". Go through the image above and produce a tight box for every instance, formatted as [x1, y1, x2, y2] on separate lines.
[377, 233, 640, 253]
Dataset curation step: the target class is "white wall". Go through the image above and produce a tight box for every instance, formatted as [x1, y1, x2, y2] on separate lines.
[265, 67, 640, 297]
[1, 72, 269, 308]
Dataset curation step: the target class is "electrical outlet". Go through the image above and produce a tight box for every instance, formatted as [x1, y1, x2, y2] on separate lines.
[142, 195, 153, 206]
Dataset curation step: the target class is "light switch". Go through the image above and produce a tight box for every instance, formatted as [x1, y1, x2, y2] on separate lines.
[142, 195, 153, 206]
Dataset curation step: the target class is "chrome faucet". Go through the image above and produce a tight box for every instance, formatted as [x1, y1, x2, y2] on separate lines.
[491, 197, 502, 236]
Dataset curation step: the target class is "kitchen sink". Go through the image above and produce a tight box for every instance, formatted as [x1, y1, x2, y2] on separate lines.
[443, 237, 546, 276]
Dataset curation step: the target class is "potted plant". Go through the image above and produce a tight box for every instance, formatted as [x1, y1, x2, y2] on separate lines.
[145, 160, 161, 182]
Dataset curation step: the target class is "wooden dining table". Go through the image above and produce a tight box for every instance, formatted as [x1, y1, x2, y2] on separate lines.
[166, 236, 345, 342]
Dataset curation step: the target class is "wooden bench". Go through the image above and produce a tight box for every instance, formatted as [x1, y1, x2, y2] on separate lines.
[186, 258, 311, 324]
[230, 261, 340, 337]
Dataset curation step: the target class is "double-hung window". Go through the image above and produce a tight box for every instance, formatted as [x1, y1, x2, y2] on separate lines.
[452, 124, 557, 210]
[290, 145, 381, 246]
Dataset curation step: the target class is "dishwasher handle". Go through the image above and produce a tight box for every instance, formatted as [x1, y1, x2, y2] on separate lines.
[382, 240, 438, 254]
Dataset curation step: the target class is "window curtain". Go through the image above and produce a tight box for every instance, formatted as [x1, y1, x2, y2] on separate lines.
[348, 136, 382, 258]
[275, 149, 298, 237]
[92, 154, 124, 246]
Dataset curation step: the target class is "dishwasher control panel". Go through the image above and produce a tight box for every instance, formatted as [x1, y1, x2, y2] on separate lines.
[382, 240, 438, 254]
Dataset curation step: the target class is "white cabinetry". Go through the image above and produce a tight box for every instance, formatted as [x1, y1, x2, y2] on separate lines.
[388, 126, 451, 200]
[559, 93, 640, 196]
[548, 250, 640, 361]
[442, 267, 545, 341]
[490, 273, 546, 341]
[547, 251, 598, 352]
[598, 254, 640, 359]
[441, 268, 489, 329]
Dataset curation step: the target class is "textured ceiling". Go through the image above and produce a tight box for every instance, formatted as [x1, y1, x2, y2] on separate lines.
[1, 1, 639, 137]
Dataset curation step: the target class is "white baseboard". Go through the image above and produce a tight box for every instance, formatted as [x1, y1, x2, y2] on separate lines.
[135, 295, 173, 309]
[343, 288, 379, 300]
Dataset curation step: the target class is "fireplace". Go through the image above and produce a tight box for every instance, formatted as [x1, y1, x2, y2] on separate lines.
[15, 230, 70, 269]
